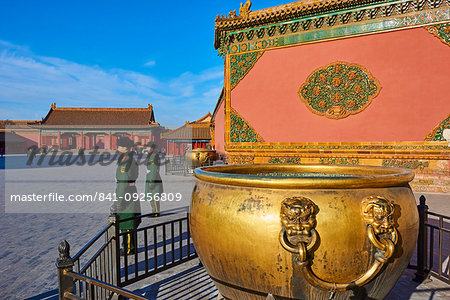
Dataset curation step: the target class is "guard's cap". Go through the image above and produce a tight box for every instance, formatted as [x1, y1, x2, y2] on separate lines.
[117, 137, 134, 148]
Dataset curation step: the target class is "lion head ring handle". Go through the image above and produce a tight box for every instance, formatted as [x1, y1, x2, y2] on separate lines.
[279, 196, 397, 292]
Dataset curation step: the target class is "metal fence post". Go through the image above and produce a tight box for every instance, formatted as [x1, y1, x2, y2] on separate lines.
[114, 213, 122, 287]
[107, 214, 118, 286]
[165, 158, 169, 175]
[56, 240, 74, 300]
[415, 195, 429, 282]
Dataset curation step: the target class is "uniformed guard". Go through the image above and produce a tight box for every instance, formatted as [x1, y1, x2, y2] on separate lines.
[145, 142, 163, 216]
[114, 137, 141, 255]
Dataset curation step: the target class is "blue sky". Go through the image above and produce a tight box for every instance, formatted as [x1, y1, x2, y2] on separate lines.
[0, 0, 287, 128]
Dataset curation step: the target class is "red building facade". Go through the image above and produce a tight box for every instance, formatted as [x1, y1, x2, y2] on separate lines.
[212, 0, 450, 193]
[24, 103, 166, 151]
[162, 113, 212, 155]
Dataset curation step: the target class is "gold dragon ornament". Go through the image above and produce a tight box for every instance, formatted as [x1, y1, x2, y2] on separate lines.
[239, 0, 252, 19]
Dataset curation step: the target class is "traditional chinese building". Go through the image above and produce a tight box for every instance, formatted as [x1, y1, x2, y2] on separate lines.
[212, 0, 450, 192]
[162, 113, 213, 155]
[31, 103, 166, 151]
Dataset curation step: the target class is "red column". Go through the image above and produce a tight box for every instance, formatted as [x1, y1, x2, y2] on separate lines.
[85, 134, 90, 150]
[112, 135, 117, 150]
[58, 132, 61, 150]
[104, 132, 110, 150]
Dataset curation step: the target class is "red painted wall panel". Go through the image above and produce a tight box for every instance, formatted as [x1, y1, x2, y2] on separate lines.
[231, 28, 450, 142]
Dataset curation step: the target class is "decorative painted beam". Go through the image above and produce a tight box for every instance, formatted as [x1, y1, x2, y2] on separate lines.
[219, 1, 450, 55]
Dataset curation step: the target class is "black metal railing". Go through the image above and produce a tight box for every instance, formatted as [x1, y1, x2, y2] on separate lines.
[412, 195, 450, 284]
[63, 270, 147, 300]
[117, 207, 197, 287]
[70, 222, 116, 299]
[57, 206, 197, 299]
[165, 155, 215, 176]
[165, 156, 189, 176]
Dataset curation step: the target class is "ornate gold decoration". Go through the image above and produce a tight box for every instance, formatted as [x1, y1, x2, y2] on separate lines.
[362, 196, 395, 235]
[210, 123, 215, 148]
[227, 154, 255, 164]
[268, 157, 301, 164]
[319, 157, 359, 165]
[186, 148, 217, 167]
[230, 107, 264, 143]
[230, 51, 264, 90]
[424, 114, 450, 141]
[426, 23, 450, 47]
[280, 197, 318, 237]
[278, 194, 399, 292]
[382, 159, 429, 170]
[226, 141, 448, 155]
[216, 1, 450, 54]
[279, 197, 319, 262]
[239, 0, 252, 19]
[362, 196, 398, 263]
[299, 62, 381, 119]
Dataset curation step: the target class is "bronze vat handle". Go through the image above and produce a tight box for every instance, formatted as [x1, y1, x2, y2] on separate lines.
[279, 196, 397, 292]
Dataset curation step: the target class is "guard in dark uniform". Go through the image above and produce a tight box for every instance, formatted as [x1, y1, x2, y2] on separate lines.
[145, 143, 163, 215]
[114, 137, 141, 255]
